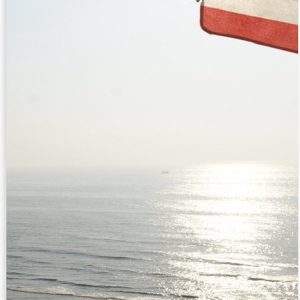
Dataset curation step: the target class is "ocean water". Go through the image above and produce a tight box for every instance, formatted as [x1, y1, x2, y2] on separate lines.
[7, 163, 298, 299]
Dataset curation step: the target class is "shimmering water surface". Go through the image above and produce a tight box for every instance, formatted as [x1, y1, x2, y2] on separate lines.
[7, 163, 298, 299]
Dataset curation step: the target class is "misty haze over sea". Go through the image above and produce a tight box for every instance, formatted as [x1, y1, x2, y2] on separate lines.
[6, 0, 298, 298]
[7, 162, 297, 299]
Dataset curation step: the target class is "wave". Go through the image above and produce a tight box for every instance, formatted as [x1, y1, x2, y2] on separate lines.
[8, 272, 297, 300]
[170, 294, 198, 299]
[247, 276, 297, 283]
[199, 258, 258, 268]
[110, 290, 164, 297]
[8, 286, 202, 299]
[169, 252, 297, 270]
[165, 252, 261, 268]
[30, 277, 133, 290]
[196, 273, 297, 283]
[7, 287, 124, 300]
[10, 248, 296, 273]
[8, 286, 166, 299]
[7, 255, 24, 259]
[8, 270, 297, 285]
[7, 271, 38, 277]
[8, 275, 165, 297]
[11, 277, 165, 297]
[7, 254, 51, 265]
[198, 258, 298, 270]
[21, 248, 151, 262]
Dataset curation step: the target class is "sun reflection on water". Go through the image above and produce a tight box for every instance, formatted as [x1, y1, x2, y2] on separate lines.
[162, 162, 297, 299]
[171, 163, 286, 244]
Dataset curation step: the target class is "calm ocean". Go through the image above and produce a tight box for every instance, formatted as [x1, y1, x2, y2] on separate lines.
[7, 163, 298, 299]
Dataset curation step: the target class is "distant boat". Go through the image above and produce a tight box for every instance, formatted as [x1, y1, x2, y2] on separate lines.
[161, 170, 169, 174]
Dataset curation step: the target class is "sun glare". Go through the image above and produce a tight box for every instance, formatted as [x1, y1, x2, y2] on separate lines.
[170, 163, 285, 255]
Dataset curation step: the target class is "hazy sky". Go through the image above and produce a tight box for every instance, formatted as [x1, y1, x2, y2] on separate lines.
[6, 0, 298, 168]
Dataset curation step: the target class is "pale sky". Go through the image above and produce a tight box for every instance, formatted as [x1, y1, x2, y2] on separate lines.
[6, 0, 298, 168]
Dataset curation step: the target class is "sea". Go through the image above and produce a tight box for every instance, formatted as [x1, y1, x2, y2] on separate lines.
[7, 162, 298, 299]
